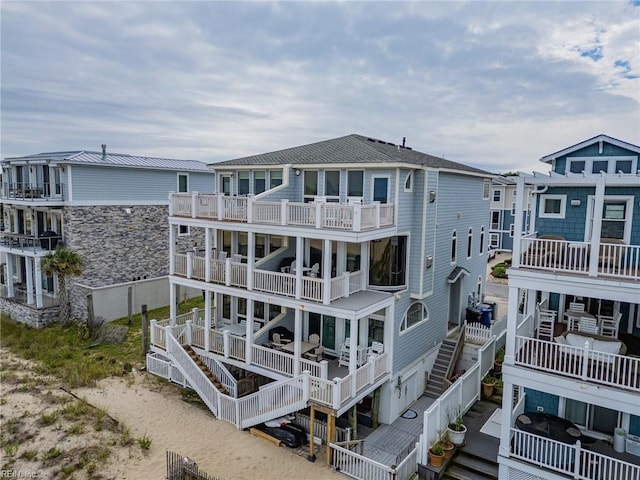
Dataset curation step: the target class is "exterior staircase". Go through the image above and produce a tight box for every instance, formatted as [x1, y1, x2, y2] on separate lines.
[184, 345, 229, 396]
[425, 338, 458, 398]
[442, 450, 499, 480]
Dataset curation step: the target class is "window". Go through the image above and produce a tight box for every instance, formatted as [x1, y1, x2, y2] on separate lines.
[477, 276, 482, 300]
[254, 171, 266, 194]
[489, 233, 499, 248]
[615, 160, 632, 174]
[372, 176, 389, 203]
[511, 203, 516, 216]
[347, 170, 363, 197]
[569, 160, 586, 174]
[601, 201, 628, 240]
[369, 236, 407, 288]
[539, 194, 566, 218]
[451, 230, 457, 263]
[325, 170, 340, 198]
[304, 171, 318, 201]
[483, 179, 490, 199]
[591, 160, 608, 174]
[491, 211, 501, 230]
[401, 302, 429, 332]
[404, 172, 413, 192]
[467, 228, 473, 258]
[493, 189, 501, 202]
[509, 224, 515, 237]
[238, 171, 250, 195]
[270, 170, 283, 188]
[178, 173, 189, 193]
[479, 226, 485, 254]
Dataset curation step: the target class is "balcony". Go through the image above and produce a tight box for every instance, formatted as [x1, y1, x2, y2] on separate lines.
[170, 193, 395, 232]
[2, 182, 65, 201]
[149, 315, 390, 412]
[519, 234, 640, 281]
[173, 253, 365, 304]
[514, 335, 640, 394]
[0, 232, 62, 254]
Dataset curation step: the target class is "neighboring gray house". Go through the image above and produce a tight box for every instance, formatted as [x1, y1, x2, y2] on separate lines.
[0, 146, 213, 327]
[489, 175, 532, 252]
[147, 134, 493, 431]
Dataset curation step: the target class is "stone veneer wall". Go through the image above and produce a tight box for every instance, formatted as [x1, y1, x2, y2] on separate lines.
[62, 205, 205, 322]
[1, 298, 60, 328]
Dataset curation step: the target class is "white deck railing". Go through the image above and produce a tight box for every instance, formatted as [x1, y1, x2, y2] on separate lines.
[174, 253, 364, 304]
[514, 336, 640, 393]
[510, 428, 640, 480]
[520, 235, 640, 281]
[171, 193, 395, 232]
[464, 314, 507, 345]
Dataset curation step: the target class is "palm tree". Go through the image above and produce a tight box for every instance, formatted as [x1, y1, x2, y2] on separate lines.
[40, 247, 84, 324]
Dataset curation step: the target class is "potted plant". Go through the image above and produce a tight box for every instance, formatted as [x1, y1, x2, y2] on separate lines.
[428, 441, 445, 468]
[494, 347, 505, 373]
[447, 409, 467, 446]
[482, 374, 497, 398]
[440, 431, 455, 459]
[494, 376, 504, 397]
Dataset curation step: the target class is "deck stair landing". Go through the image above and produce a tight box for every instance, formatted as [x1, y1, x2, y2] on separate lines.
[443, 451, 498, 480]
[184, 345, 229, 396]
[425, 338, 458, 398]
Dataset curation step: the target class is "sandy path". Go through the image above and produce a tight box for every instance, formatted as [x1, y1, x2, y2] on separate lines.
[75, 373, 342, 480]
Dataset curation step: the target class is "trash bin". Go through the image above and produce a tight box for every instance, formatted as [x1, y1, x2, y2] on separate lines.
[480, 301, 497, 321]
[477, 306, 492, 326]
[465, 307, 482, 323]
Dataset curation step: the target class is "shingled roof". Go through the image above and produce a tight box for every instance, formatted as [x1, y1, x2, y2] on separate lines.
[3, 150, 210, 172]
[211, 134, 490, 176]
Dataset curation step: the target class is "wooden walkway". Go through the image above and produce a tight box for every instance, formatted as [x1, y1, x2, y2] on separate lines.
[361, 395, 436, 465]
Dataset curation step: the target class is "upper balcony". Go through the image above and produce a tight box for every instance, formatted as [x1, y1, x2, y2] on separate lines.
[0, 231, 62, 256]
[169, 193, 395, 233]
[2, 182, 65, 202]
[517, 234, 640, 282]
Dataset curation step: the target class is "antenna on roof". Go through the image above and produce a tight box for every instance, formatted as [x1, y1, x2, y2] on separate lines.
[101, 144, 107, 158]
[402, 137, 406, 148]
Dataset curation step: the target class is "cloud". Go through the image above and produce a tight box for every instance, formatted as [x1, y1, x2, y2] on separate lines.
[1, 1, 638, 174]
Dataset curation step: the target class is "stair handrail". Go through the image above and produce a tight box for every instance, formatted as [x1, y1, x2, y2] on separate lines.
[166, 330, 220, 416]
[197, 353, 238, 397]
[444, 331, 465, 390]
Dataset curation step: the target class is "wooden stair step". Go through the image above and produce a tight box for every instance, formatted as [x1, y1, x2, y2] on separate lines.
[450, 452, 498, 479]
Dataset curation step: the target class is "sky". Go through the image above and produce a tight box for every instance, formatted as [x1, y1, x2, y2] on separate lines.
[1, 1, 639, 174]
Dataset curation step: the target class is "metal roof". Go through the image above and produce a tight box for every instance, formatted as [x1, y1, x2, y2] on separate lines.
[211, 134, 491, 176]
[3, 150, 210, 172]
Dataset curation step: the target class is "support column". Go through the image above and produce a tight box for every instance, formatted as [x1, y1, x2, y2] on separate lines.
[308, 405, 316, 461]
[34, 256, 43, 308]
[25, 257, 34, 305]
[169, 281, 177, 326]
[505, 286, 520, 364]
[245, 298, 254, 365]
[204, 290, 211, 351]
[326, 412, 336, 466]
[169, 224, 176, 275]
[588, 176, 606, 277]
[295, 236, 303, 299]
[293, 308, 302, 376]
[323, 238, 331, 304]
[498, 380, 515, 457]
[6, 254, 15, 297]
[247, 232, 255, 291]
[205, 227, 211, 282]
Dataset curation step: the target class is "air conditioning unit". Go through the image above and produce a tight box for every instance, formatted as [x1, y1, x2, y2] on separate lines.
[626, 434, 640, 457]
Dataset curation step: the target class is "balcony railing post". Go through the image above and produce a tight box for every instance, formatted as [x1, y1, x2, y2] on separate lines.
[223, 330, 231, 358]
[332, 377, 341, 410]
[320, 360, 329, 380]
[247, 195, 254, 223]
[343, 272, 350, 298]
[281, 199, 288, 225]
[191, 192, 198, 218]
[185, 320, 193, 345]
[315, 202, 322, 228]
[581, 341, 590, 380]
[374, 202, 380, 229]
[353, 204, 362, 232]
[225, 258, 232, 286]
[217, 193, 224, 221]
[168, 192, 175, 216]
[150, 319, 157, 345]
[573, 440, 581, 479]
[186, 252, 193, 278]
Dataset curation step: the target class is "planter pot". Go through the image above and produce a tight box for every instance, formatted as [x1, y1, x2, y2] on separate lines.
[493, 361, 502, 373]
[482, 382, 495, 398]
[447, 425, 467, 446]
[428, 449, 445, 468]
[442, 441, 455, 458]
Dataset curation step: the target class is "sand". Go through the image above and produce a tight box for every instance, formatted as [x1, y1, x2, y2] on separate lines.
[0, 348, 341, 479]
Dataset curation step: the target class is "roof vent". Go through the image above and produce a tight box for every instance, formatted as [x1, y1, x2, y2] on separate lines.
[101, 144, 107, 158]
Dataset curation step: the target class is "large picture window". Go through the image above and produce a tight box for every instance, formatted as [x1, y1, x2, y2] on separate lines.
[347, 170, 363, 197]
[370, 236, 406, 289]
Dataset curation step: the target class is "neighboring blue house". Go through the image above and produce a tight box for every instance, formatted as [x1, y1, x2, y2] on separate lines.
[498, 134, 640, 480]
[146, 133, 494, 431]
[489, 175, 532, 252]
[0, 146, 213, 326]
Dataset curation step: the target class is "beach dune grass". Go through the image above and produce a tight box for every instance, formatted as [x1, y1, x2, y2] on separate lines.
[0, 297, 204, 388]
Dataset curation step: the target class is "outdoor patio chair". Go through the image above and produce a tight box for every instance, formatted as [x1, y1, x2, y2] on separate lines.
[599, 312, 622, 338]
[308, 333, 320, 345]
[307, 263, 320, 278]
[537, 309, 556, 341]
[272, 333, 291, 349]
[366, 341, 384, 357]
[569, 302, 585, 313]
[304, 346, 324, 362]
[578, 317, 599, 335]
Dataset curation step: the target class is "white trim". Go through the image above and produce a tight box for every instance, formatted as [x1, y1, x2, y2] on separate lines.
[584, 195, 634, 244]
[479, 225, 486, 255]
[540, 134, 640, 163]
[403, 171, 413, 192]
[539, 194, 566, 218]
[177, 172, 189, 193]
[399, 301, 429, 334]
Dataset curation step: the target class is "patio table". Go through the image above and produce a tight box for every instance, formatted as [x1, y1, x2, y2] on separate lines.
[280, 341, 316, 355]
